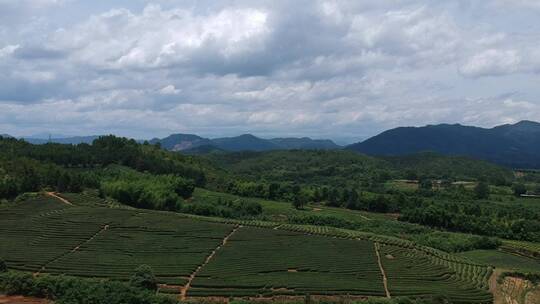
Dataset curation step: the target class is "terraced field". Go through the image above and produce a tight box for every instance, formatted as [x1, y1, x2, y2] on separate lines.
[190, 227, 386, 297]
[501, 240, 540, 259]
[0, 193, 493, 303]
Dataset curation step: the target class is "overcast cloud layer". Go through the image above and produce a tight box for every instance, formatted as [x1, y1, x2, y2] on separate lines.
[1, 0, 540, 143]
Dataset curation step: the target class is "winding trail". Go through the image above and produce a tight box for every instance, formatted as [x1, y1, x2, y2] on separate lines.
[45, 192, 73, 206]
[180, 225, 242, 300]
[374, 242, 391, 298]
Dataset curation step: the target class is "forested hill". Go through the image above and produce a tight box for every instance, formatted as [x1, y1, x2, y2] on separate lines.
[346, 120, 540, 169]
[382, 152, 512, 182]
[205, 150, 513, 188]
[0, 135, 221, 199]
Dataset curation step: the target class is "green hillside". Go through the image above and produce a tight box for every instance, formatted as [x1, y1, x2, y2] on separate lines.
[206, 150, 513, 187]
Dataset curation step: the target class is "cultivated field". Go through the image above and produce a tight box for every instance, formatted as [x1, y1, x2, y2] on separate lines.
[0, 193, 493, 303]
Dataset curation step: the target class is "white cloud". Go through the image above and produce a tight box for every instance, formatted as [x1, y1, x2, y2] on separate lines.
[50, 5, 270, 71]
[0, 44, 19, 58]
[459, 49, 521, 77]
[159, 85, 181, 95]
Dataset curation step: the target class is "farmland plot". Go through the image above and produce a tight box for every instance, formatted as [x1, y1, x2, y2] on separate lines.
[190, 227, 386, 297]
[0, 195, 233, 285]
[379, 245, 493, 303]
[0, 194, 493, 302]
[46, 211, 233, 285]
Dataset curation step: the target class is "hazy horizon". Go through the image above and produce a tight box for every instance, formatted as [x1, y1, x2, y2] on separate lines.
[5, 119, 538, 146]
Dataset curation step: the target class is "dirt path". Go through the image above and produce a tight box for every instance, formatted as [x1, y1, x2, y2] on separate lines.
[180, 225, 242, 300]
[0, 295, 49, 304]
[71, 224, 109, 253]
[489, 269, 504, 304]
[45, 192, 73, 206]
[35, 224, 110, 275]
[374, 242, 391, 298]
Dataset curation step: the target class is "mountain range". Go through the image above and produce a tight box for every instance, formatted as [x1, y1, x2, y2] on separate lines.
[150, 133, 341, 152]
[346, 120, 540, 168]
[22, 135, 101, 145]
[5, 120, 540, 168]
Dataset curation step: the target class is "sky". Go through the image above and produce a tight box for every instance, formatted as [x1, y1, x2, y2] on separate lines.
[1, 0, 540, 143]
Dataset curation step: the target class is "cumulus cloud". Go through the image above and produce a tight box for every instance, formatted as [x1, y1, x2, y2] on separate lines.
[49, 5, 271, 73]
[1, 0, 540, 141]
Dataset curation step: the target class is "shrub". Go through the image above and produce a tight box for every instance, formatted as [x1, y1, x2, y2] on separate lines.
[100, 173, 194, 211]
[474, 181, 490, 199]
[130, 265, 157, 291]
[0, 271, 175, 304]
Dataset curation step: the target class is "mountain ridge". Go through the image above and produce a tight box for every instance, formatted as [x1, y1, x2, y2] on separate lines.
[347, 120, 540, 168]
[151, 133, 342, 152]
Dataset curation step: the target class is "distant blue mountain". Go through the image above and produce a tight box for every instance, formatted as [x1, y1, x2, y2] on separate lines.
[347, 120, 540, 169]
[22, 135, 101, 145]
[211, 134, 280, 152]
[148, 134, 212, 151]
[269, 137, 341, 150]
[151, 133, 342, 152]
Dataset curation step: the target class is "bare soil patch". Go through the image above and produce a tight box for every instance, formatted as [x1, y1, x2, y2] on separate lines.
[491, 271, 540, 304]
[45, 192, 73, 205]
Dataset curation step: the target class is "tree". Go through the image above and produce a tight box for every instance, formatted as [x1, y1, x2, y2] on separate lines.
[405, 170, 418, 181]
[326, 188, 341, 207]
[56, 172, 71, 192]
[346, 189, 359, 209]
[419, 178, 433, 191]
[474, 181, 490, 199]
[268, 183, 280, 200]
[130, 265, 157, 291]
[0, 259, 7, 273]
[292, 192, 307, 210]
[512, 183, 527, 197]
[313, 187, 322, 202]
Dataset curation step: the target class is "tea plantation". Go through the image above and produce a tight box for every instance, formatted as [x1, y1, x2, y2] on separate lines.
[0, 193, 493, 303]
